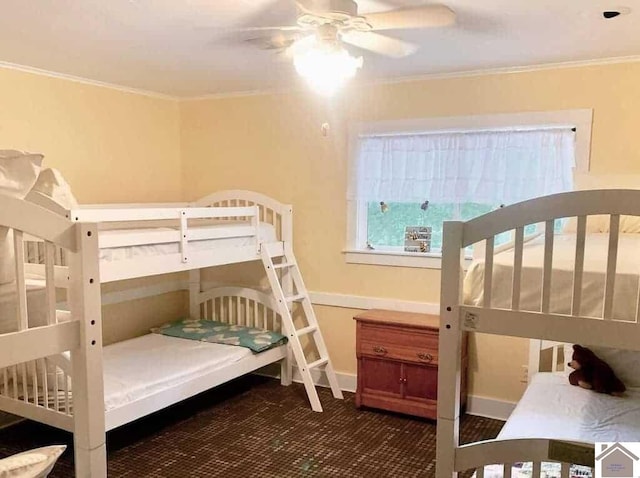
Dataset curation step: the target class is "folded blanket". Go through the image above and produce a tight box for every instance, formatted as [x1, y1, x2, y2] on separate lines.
[152, 318, 287, 353]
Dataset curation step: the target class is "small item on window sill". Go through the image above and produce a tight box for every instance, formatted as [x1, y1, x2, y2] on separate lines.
[420, 200, 430, 211]
[366, 242, 375, 250]
[379, 201, 389, 213]
[404, 226, 432, 253]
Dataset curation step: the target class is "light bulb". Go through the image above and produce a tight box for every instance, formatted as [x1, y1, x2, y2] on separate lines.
[293, 38, 363, 96]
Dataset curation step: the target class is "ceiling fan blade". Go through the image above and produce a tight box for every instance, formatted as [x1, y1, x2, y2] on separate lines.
[365, 4, 456, 30]
[244, 32, 299, 51]
[341, 31, 418, 58]
[237, 25, 302, 32]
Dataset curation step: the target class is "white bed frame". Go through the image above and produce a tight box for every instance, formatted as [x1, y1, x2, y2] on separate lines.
[436, 190, 640, 477]
[25, 189, 292, 283]
[0, 191, 301, 477]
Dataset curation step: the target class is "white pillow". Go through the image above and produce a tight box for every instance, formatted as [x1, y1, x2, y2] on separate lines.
[0, 150, 44, 199]
[0, 150, 44, 285]
[588, 346, 640, 388]
[29, 168, 78, 210]
[0, 445, 66, 478]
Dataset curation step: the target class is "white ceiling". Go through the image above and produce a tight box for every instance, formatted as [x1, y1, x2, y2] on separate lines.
[1, 0, 639, 97]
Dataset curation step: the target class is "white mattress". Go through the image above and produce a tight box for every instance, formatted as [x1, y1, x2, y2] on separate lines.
[102, 333, 253, 411]
[499, 372, 640, 442]
[465, 233, 640, 320]
[99, 222, 277, 263]
[473, 373, 640, 477]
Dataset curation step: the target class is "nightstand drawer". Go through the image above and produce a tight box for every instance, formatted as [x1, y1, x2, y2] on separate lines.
[358, 324, 438, 365]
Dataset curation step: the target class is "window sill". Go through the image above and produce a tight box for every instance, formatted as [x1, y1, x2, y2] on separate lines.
[344, 249, 473, 270]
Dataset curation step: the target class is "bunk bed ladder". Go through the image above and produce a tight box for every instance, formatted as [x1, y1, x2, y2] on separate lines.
[261, 244, 343, 412]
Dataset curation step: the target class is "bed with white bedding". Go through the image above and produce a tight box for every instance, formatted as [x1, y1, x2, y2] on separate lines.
[98, 222, 277, 263]
[476, 372, 640, 478]
[464, 233, 640, 320]
[25, 188, 289, 282]
[0, 157, 341, 477]
[437, 190, 640, 477]
[102, 332, 287, 430]
[498, 372, 640, 444]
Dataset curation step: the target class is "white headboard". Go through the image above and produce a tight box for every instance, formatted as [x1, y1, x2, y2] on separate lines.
[528, 339, 570, 382]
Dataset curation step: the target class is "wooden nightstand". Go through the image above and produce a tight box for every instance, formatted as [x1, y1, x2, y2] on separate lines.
[354, 309, 467, 420]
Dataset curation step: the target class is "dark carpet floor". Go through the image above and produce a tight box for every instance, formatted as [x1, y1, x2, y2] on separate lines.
[0, 376, 503, 477]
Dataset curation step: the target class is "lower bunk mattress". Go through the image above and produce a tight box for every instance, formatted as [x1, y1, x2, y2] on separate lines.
[498, 372, 640, 442]
[477, 372, 640, 478]
[5, 334, 284, 418]
[103, 333, 257, 412]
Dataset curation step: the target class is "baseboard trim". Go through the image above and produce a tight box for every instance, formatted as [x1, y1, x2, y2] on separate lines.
[288, 368, 513, 422]
[291, 367, 357, 393]
[465, 395, 515, 421]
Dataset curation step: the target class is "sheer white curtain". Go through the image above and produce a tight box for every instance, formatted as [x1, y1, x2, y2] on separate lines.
[348, 128, 575, 204]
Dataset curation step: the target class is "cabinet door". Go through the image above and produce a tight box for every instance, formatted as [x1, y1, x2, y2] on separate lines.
[360, 358, 402, 397]
[403, 363, 438, 402]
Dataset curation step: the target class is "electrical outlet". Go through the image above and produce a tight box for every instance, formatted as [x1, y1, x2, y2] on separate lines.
[520, 365, 529, 383]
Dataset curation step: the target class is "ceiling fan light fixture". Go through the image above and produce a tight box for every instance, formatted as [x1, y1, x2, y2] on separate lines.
[293, 38, 363, 96]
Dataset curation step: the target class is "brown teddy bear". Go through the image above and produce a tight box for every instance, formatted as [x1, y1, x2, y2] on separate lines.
[567, 344, 626, 396]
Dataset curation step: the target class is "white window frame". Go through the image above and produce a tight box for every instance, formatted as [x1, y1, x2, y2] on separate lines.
[345, 109, 593, 269]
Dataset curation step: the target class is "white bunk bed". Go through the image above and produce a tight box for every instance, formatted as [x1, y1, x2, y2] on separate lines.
[436, 190, 640, 477]
[0, 190, 342, 478]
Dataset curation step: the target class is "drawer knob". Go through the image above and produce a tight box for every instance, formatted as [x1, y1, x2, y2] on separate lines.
[373, 346, 387, 355]
[417, 352, 433, 362]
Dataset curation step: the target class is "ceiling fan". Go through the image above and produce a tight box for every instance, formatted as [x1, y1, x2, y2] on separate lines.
[243, 0, 456, 58]
[239, 0, 456, 95]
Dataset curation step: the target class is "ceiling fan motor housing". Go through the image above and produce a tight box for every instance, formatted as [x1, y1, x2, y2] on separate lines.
[299, 0, 358, 22]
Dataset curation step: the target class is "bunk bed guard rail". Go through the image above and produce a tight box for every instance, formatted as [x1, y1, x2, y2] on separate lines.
[69, 204, 263, 262]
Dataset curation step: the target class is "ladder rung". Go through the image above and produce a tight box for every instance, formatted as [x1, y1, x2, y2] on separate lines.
[284, 294, 305, 302]
[273, 261, 296, 269]
[296, 325, 317, 337]
[307, 358, 329, 370]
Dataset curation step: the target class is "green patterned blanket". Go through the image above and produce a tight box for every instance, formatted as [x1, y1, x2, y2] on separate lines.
[152, 318, 288, 353]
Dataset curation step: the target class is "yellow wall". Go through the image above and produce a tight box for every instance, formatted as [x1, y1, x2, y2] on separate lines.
[0, 66, 184, 342]
[5, 61, 640, 406]
[181, 62, 640, 403]
[0, 67, 182, 203]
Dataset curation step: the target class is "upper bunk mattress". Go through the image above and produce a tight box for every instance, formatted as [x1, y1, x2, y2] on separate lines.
[465, 233, 640, 320]
[98, 222, 277, 263]
[498, 372, 640, 443]
[102, 333, 255, 411]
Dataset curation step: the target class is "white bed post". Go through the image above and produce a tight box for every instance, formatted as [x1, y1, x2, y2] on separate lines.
[437, 221, 465, 478]
[279, 205, 293, 387]
[68, 223, 106, 478]
[189, 269, 201, 319]
[528, 339, 542, 382]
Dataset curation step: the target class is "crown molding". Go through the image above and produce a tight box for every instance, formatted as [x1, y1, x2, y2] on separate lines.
[181, 54, 640, 100]
[181, 89, 280, 101]
[369, 54, 640, 87]
[3, 54, 640, 102]
[0, 60, 178, 101]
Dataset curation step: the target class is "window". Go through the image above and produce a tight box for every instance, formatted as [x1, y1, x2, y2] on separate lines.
[346, 111, 592, 269]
